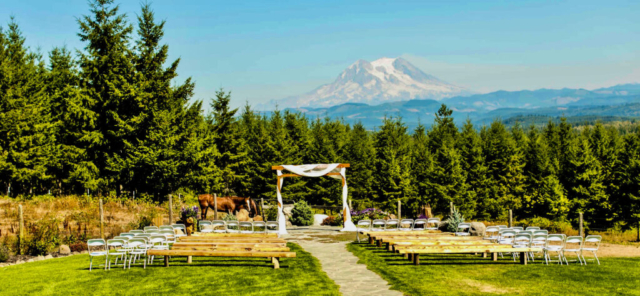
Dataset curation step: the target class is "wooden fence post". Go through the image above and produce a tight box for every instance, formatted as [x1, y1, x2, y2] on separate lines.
[450, 202, 454, 215]
[349, 199, 352, 211]
[18, 204, 23, 255]
[508, 210, 513, 228]
[260, 198, 265, 219]
[637, 219, 640, 242]
[579, 212, 584, 237]
[99, 199, 104, 240]
[398, 199, 401, 221]
[168, 194, 173, 224]
[214, 193, 218, 220]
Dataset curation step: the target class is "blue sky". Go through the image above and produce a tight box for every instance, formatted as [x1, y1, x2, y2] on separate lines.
[1, 0, 639, 108]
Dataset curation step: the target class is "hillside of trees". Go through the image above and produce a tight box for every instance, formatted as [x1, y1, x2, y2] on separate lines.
[1, 1, 640, 228]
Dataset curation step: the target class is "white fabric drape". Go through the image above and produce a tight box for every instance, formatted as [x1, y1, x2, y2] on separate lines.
[276, 164, 356, 235]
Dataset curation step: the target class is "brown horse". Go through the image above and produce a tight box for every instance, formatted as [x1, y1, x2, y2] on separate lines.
[197, 194, 258, 219]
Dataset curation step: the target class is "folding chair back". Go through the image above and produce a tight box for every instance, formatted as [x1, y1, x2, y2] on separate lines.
[532, 234, 547, 247]
[526, 226, 540, 231]
[199, 220, 213, 233]
[372, 219, 386, 231]
[399, 219, 414, 231]
[145, 229, 159, 234]
[159, 226, 174, 232]
[385, 219, 399, 231]
[455, 223, 471, 236]
[226, 221, 240, 233]
[266, 221, 279, 233]
[512, 226, 524, 233]
[498, 230, 516, 244]
[413, 219, 427, 230]
[120, 233, 135, 238]
[129, 230, 144, 234]
[253, 221, 266, 233]
[484, 226, 500, 240]
[144, 226, 158, 231]
[533, 230, 548, 236]
[497, 225, 508, 229]
[426, 218, 441, 230]
[513, 233, 532, 247]
[356, 220, 371, 231]
[239, 222, 254, 233]
[212, 220, 227, 233]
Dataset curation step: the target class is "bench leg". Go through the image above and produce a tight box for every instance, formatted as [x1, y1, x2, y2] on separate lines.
[413, 254, 420, 266]
[387, 243, 392, 252]
[164, 256, 169, 267]
[483, 252, 487, 258]
[404, 253, 408, 259]
[408, 253, 413, 261]
[369, 236, 373, 245]
[273, 257, 280, 269]
[520, 252, 527, 265]
[492, 253, 498, 261]
[187, 256, 192, 264]
[377, 240, 382, 248]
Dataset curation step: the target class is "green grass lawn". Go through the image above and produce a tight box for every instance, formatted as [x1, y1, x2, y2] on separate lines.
[0, 243, 340, 296]
[347, 242, 640, 296]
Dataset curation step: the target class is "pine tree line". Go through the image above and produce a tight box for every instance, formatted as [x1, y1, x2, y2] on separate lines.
[1, 1, 639, 228]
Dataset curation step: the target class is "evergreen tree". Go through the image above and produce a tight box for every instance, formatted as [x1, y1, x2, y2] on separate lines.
[409, 124, 433, 216]
[373, 117, 413, 211]
[342, 122, 376, 207]
[458, 119, 490, 219]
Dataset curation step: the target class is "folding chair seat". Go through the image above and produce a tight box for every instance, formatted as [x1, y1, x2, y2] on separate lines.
[581, 235, 602, 265]
[455, 223, 471, 236]
[399, 219, 414, 231]
[88, 239, 108, 271]
[425, 218, 441, 230]
[412, 219, 427, 231]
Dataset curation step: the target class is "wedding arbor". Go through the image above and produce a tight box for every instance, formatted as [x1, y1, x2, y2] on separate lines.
[272, 163, 357, 235]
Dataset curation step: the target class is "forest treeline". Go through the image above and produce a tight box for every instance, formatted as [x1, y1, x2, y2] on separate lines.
[1, 1, 639, 227]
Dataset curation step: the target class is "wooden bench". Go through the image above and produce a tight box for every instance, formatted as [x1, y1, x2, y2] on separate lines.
[172, 242, 287, 248]
[176, 238, 287, 244]
[396, 246, 542, 265]
[191, 233, 278, 238]
[147, 249, 296, 269]
[375, 236, 482, 249]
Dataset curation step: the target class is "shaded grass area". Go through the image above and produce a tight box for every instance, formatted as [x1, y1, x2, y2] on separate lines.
[347, 242, 640, 296]
[0, 243, 340, 296]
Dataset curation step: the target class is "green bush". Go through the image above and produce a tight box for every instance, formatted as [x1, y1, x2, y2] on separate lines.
[26, 217, 61, 256]
[0, 244, 9, 262]
[223, 213, 237, 221]
[321, 215, 343, 226]
[290, 200, 314, 226]
[265, 205, 278, 221]
[137, 216, 153, 229]
[446, 210, 465, 232]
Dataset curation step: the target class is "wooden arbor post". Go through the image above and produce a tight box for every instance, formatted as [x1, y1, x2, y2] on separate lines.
[99, 199, 104, 240]
[18, 204, 24, 255]
[169, 194, 173, 224]
[214, 193, 218, 220]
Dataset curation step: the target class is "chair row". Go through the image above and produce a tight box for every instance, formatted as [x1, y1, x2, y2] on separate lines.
[493, 231, 602, 265]
[87, 234, 175, 271]
[198, 220, 279, 234]
[356, 218, 441, 231]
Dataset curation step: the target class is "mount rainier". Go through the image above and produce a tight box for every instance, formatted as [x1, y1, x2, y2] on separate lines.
[265, 57, 473, 109]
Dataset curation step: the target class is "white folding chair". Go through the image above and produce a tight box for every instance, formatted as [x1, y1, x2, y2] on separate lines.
[356, 220, 371, 242]
[455, 223, 471, 236]
[581, 235, 602, 265]
[385, 219, 399, 231]
[106, 239, 127, 269]
[145, 229, 159, 234]
[120, 233, 135, 238]
[172, 224, 187, 238]
[88, 239, 108, 271]
[226, 221, 240, 233]
[212, 220, 227, 233]
[266, 221, 279, 234]
[526, 226, 540, 231]
[512, 226, 524, 233]
[127, 238, 149, 269]
[239, 222, 254, 234]
[129, 230, 144, 234]
[498, 230, 516, 245]
[512, 233, 532, 261]
[564, 236, 584, 265]
[159, 225, 174, 232]
[544, 234, 566, 265]
[371, 219, 386, 232]
[253, 221, 266, 233]
[199, 220, 213, 233]
[484, 226, 500, 241]
[412, 219, 427, 231]
[425, 218, 441, 230]
[144, 226, 158, 231]
[399, 219, 414, 231]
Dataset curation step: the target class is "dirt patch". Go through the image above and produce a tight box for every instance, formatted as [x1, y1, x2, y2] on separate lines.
[462, 279, 519, 294]
[597, 243, 640, 257]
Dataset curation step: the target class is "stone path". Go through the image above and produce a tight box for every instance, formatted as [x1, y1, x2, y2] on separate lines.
[284, 227, 403, 296]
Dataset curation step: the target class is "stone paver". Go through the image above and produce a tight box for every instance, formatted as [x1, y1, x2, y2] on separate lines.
[285, 227, 402, 296]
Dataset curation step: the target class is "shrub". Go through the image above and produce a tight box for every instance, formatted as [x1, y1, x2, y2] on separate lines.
[264, 205, 278, 221]
[137, 216, 153, 229]
[290, 200, 313, 226]
[0, 244, 9, 262]
[223, 213, 237, 221]
[26, 217, 61, 256]
[446, 210, 465, 233]
[321, 215, 343, 226]
[69, 242, 88, 252]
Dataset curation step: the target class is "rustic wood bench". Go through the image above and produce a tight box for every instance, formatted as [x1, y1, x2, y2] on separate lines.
[396, 246, 542, 265]
[147, 249, 296, 269]
[190, 233, 278, 238]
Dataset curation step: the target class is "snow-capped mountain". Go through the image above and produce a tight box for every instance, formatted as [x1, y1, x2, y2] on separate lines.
[265, 57, 473, 109]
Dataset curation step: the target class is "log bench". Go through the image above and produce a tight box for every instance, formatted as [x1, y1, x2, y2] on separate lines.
[396, 246, 542, 265]
[147, 249, 296, 269]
